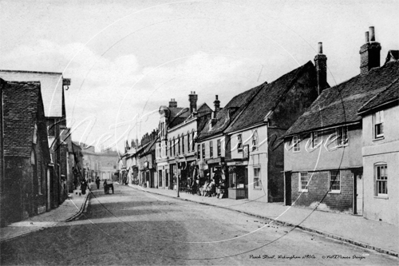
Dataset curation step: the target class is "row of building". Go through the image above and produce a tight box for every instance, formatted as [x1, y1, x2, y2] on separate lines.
[119, 27, 398, 225]
[0, 70, 119, 226]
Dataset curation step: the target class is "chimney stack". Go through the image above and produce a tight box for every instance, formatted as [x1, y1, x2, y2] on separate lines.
[213, 95, 220, 116]
[359, 26, 381, 75]
[169, 98, 177, 108]
[314, 42, 327, 95]
[188, 91, 198, 113]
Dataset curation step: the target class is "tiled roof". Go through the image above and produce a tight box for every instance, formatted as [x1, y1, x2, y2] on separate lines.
[198, 83, 264, 140]
[1, 79, 42, 157]
[225, 61, 315, 133]
[168, 107, 190, 128]
[358, 77, 399, 114]
[285, 60, 399, 136]
[0, 70, 64, 117]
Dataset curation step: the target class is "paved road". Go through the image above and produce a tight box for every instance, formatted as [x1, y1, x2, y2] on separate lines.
[1, 184, 397, 265]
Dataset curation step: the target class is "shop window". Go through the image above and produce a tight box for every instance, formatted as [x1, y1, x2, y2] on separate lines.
[374, 111, 384, 139]
[254, 167, 261, 189]
[293, 135, 300, 152]
[329, 170, 340, 192]
[336, 127, 348, 146]
[217, 139, 221, 157]
[210, 141, 213, 158]
[252, 130, 258, 151]
[299, 172, 308, 192]
[237, 134, 242, 152]
[375, 164, 388, 197]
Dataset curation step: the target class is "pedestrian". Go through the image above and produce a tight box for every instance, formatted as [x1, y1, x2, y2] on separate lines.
[81, 179, 87, 195]
[95, 176, 100, 189]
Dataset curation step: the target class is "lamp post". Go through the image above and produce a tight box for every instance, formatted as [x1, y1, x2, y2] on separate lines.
[177, 175, 180, 198]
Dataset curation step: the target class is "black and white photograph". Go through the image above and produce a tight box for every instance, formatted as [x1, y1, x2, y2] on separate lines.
[0, 0, 398, 265]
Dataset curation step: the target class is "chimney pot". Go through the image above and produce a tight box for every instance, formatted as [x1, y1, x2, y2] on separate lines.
[365, 31, 370, 43]
[189, 92, 198, 113]
[359, 26, 381, 74]
[369, 26, 375, 41]
[318, 42, 323, 54]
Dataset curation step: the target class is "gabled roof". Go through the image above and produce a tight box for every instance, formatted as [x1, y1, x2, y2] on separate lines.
[285, 59, 399, 136]
[225, 61, 315, 133]
[0, 70, 65, 117]
[358, 77, 399, 114]
[1, 79, 44, 157]
[198, 82, 264, 140]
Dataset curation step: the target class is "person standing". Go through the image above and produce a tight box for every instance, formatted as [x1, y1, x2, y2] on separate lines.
[95, 176, 100, 189]
[81, 179, 87, 195]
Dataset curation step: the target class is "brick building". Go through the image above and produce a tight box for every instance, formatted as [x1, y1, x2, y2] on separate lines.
[0, 79, 51, 225]
[0, 70, 70, 208]
[283, 27, 399, 214]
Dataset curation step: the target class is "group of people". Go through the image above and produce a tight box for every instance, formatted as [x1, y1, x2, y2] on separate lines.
[187, 174, 226, 199]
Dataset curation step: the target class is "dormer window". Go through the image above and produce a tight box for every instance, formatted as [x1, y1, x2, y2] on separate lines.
[374, 111, 384, 139]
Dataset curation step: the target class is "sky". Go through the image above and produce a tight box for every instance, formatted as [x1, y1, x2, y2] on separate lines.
[1, 0, 398, 153]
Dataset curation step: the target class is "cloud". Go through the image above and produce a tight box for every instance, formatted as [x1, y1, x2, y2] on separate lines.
[1, 40, 264, 151]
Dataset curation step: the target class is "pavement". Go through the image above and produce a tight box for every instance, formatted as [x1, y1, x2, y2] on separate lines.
[0, 182, 93, 243]
[128, 184, 399, 258]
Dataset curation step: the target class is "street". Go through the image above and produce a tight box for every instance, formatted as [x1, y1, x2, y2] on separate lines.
[1, 184, 397, 265]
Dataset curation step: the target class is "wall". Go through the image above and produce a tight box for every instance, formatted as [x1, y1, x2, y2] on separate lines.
[284, 126, 363, 172]
[290, 169, 354, 212]
[362, 105, 399, 225]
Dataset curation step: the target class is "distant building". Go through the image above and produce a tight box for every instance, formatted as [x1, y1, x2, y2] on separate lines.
[81, 145, 119, 181]
[1, 79, 51, 225]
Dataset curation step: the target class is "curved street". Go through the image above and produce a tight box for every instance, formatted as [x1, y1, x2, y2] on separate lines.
[1, 184, 397, 265]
